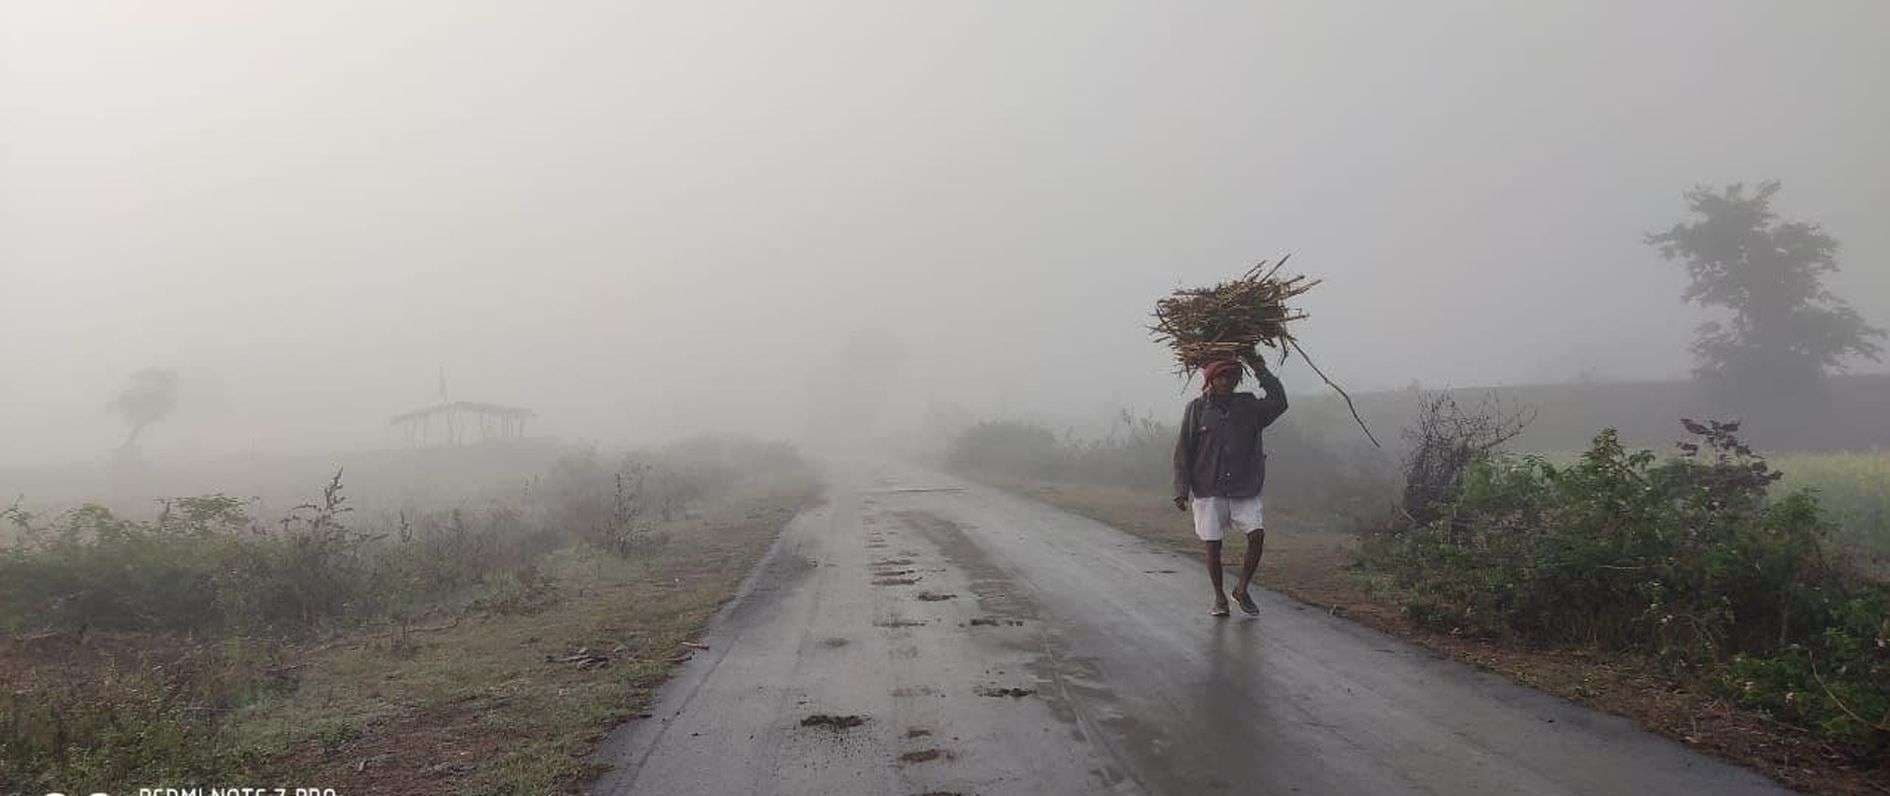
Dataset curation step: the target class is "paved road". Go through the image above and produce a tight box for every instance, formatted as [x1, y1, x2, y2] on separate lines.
[591, 461, 1785, 795]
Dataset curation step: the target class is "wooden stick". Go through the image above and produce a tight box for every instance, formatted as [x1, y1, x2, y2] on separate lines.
[1258, 252, 1293, 283]
[1286, 338, 1382, 448]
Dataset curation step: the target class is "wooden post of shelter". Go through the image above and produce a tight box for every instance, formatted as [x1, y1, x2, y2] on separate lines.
[390, 401, 536, 447]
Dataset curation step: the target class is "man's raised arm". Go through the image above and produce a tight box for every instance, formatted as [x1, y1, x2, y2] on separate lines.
[1243, 353, 1288, 429]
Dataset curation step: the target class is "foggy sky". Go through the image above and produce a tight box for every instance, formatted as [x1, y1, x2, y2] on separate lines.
[3, 1, 1887, 466]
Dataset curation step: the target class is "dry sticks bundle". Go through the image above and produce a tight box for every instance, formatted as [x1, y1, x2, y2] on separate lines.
[1150, 255, 1381, 447]
[1152, 255, 1316, 372]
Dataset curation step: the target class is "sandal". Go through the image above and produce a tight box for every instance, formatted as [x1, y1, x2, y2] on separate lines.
[1209, 602, 1231, 617]
[1230, 588, 1259, 616]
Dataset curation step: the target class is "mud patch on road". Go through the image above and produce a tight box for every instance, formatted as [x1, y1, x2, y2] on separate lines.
[874, 619, 928, 628]
[821, 637, 849, 648]
[898, 748, 956, 764]
[905, 728, 932, 738]
[873, 578, 920, 586]
[891, 509, 1145, 789]
[871, 558, 914, 567]
[872, 569, 915, 577]
[800, 714, 866, 731]
[913, 592, 956, 601]
[894, 511, 1037, 622]
[969, 617, 1025, 627]
[721, 550, 820, 629]
[976, 686, 1036, 699]
[890, 686, 939, 697]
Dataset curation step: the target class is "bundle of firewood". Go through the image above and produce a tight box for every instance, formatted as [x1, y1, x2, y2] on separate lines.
[1150, 256, 1316, 376]
[1149, 255, 1380, 446]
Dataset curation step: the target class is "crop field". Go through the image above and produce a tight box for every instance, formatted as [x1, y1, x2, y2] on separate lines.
[1774, 450, 1890, 555]
[1501, 448, 1889, 557]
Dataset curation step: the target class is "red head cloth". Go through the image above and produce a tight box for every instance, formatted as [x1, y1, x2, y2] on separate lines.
[1200, 359, 1243, 391]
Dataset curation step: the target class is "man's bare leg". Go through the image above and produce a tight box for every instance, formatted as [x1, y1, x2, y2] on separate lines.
[1204, 540, 1229, 613]
[1233, 528, 1265, 605]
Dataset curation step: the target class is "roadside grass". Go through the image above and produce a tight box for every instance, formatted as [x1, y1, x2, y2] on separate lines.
[991, 478, 1886, 796]
[228, 491, 811, 794]
[1, 491, 810, 796]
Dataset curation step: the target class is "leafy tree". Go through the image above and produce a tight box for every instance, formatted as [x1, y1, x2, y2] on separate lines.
[1646, 181, 1884, 392]
[110, 367, 180, 450]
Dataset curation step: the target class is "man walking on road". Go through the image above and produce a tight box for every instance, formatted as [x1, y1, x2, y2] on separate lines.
[1173, 352, 1288, 617]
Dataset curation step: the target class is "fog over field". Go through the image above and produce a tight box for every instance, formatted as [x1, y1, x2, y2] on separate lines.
[3, 1, 1887, 467]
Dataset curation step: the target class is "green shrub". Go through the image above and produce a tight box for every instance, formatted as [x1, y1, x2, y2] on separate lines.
[0, 497, 252, 634]
[1362, 421, 1889, 761]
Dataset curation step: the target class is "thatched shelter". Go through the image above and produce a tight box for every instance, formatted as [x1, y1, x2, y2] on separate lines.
[390, 401, 535, 446]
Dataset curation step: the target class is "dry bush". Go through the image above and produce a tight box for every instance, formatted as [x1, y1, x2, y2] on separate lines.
[537, 435, 813, 558]
[1400, 392, 1536, 525]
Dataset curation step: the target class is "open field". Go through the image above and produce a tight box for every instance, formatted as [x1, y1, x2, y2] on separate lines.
[0, 438, 818, 795]
[1338, 372, 1890, 454]
[1, 488, 815, 795]
[1774, 450, 1890, 556]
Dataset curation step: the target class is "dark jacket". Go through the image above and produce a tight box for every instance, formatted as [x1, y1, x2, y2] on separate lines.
[1172, 369, 1288, 500]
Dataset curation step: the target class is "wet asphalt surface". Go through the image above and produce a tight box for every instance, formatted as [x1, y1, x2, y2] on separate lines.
[590, 461, 1786, 795]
